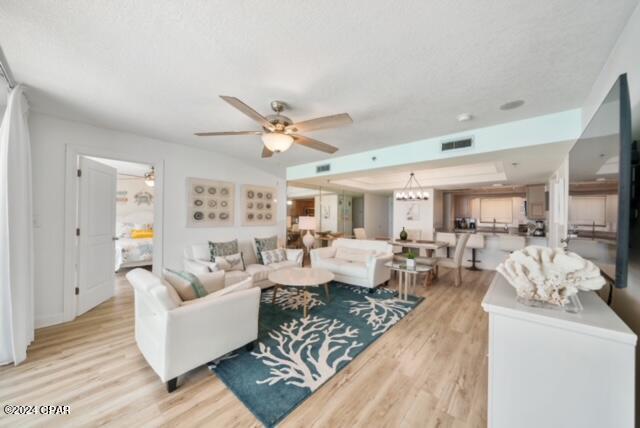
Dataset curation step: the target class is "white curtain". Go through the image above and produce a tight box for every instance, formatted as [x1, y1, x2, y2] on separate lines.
[0, 84, 34, 365]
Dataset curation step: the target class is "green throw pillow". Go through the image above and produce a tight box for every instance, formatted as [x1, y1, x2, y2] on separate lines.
[209, 239, 239, 261]
[166, 269, 208, 299]
[254, 235, 277, 264]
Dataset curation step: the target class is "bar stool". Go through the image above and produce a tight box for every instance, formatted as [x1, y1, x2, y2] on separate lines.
[466, 234, 485, 271]
[498, 235, 526, 254]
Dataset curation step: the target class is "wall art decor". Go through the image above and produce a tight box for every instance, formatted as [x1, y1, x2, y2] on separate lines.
[187, 177, 235, 227]
[134, 191, 153, 206]
[405, 203, 420, 221]
[242, 184, 277, 226]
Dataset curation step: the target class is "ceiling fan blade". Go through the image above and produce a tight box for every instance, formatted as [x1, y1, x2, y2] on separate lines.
[262, 146, 273, 158]
[286, 113, 352, 133]
[293, 135, 339, 154]
[220, 96, 275, 131]
[194, 131, 262, 136]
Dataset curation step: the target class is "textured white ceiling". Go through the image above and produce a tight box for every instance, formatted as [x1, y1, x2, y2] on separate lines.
[0, 1, 637, 175]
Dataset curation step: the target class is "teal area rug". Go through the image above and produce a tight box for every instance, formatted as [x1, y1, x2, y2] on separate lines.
[208, 282, 423, 427]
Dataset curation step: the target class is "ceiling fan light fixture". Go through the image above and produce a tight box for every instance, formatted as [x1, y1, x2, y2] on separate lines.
[144, 166, 155, 187]
[262, 132, 294, 153]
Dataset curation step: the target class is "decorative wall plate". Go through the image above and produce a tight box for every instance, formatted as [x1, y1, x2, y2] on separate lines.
[187, 177, 235, 227]
[242, 184, 277, 226]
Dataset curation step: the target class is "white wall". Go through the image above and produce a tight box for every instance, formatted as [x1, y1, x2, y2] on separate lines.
[363, 193, 390, 239]
[30, 113, 285, 327]
[393, 188, 435, 240]
[116, 177, 154, 222]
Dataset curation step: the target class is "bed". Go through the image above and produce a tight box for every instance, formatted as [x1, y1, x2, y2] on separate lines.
[115, 212, 154, 271]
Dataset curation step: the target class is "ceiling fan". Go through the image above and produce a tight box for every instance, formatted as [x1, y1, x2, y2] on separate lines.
[195, 96, 353, 158]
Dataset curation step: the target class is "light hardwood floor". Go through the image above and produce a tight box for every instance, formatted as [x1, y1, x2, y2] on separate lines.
[0, 268, 491, 427]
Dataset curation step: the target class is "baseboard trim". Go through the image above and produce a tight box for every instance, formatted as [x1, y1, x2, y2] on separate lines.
[35, 313, 65, 329]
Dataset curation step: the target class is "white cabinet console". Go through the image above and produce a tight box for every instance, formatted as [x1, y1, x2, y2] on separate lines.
[482, 274, 636, 428]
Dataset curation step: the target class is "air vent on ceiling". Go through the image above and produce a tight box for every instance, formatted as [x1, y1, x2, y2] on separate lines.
[316, 163, 331, 173]
[441, 137, 473, 152]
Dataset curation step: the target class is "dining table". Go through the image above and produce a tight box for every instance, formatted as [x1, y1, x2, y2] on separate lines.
[388, 239, 449, 257]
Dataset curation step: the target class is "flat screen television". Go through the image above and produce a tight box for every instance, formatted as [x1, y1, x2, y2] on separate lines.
[567, 73, 633, 288]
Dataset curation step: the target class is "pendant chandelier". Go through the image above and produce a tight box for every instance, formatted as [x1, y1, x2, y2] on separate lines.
[396, 172, 429, 201]
[144, 166, 155, 188]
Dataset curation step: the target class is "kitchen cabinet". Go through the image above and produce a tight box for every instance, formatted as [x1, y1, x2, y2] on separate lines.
[526, 185, 546, 220]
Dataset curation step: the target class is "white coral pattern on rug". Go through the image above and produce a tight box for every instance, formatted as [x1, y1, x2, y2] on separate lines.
[251, 316, 363, 391]
[261, 287, 326, 311]
[347, 297, 413, 336]
[344, 285, 395, 296]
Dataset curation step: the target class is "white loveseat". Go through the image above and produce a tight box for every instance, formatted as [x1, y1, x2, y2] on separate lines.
[125, 268, 260, 392]
[310, 238, 393, 289]
[183, 242, 303, 289]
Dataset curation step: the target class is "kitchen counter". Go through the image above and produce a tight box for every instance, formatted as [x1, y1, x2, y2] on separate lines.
[439, 228, 547, 240]
[434, 229, 548, 270]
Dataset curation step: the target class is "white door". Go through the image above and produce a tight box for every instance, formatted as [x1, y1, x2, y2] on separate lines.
[77, 157, 117, 315]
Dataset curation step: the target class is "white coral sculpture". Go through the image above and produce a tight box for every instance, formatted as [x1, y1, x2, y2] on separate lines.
[251, 316, 363, 391]
[496, 245, 606, 306]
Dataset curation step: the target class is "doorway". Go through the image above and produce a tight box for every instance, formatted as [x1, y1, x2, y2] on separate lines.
[75, 156, 156, 316]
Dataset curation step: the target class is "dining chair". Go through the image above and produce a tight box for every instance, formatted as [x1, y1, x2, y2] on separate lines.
[435, 232, 457, 258]
[354, 228, 367, 239]
[405, 229, 421, 241]
[427, 233, 471, 287]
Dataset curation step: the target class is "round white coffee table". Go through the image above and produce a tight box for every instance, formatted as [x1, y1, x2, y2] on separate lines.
[268, 267, 335, 318]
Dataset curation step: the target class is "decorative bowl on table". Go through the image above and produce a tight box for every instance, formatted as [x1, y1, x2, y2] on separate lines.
[496, 246, 606, 312]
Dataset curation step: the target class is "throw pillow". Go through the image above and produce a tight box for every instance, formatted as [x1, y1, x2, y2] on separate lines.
[208, 239, 239, 261]
[116, 222, 135, 238]
[214, 252, 245, 272]
[163, 269, 208, 301]
[131, 229, 154, 239]
[261, 248, 287, 266]
[254, 235, 278, 264]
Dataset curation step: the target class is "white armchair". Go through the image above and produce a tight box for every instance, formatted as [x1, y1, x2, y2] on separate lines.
[126, 268, 260, 392]
[310, 238, 393, 290]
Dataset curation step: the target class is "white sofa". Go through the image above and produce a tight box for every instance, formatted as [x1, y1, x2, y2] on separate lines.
[125, 268, 260, 392]
[183, 242, 303, 289]
[310, 238, 393, 289]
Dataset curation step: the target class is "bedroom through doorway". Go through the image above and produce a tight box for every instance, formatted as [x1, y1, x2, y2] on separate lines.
[75, 156, 155, 316]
